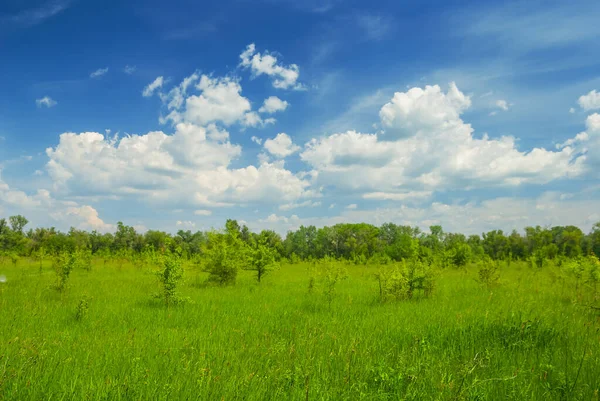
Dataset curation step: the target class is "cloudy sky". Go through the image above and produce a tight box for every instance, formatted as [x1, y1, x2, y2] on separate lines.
[1, 0, 599, 235]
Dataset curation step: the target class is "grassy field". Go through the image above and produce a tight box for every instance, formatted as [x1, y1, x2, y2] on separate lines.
[0, 259, 599, 400]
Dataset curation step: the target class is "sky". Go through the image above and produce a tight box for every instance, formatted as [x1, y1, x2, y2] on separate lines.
[0, 0, 599, 236]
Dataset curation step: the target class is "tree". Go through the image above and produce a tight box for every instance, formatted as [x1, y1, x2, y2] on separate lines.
[592, 222, 600, 258]
[245, 239, 278, 283]
[203, 227, 248, 286]
[9, 215, 28, 234]
[154, 253, 185, 306]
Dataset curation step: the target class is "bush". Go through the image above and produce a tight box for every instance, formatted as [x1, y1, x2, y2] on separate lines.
[477, 256, 500, 288]
[154, 253, 185, 306]
[375, 259, 435, 302]
[203, 231, 248, 286]
[75, 297, 90, 320]
[52, 252, 76, 292]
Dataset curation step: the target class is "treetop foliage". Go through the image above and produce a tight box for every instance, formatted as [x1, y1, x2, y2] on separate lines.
[1, 214, 599, 267]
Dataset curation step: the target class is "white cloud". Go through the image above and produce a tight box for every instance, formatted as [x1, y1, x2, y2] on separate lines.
[363, 191, 433, 201]
[379, 82, 471, 138]
[279, 200, 321, 211]
[240, 43, 304, 90]
[588, 113, 600, 132]
[251, 136, 263, 145]
[259, 214, 300, 224]
[0, 172, 112, 232]
[346, 204, 357, 210]
[176, 220, 196, 229]
[259, 96, 289, 113]
[302, 83, 590, 196]
[251, 192, 600, 236]
[570, 107, 576, 114]
[90, 67, 109, 78]
[164, 75, 252, 126]
[45, 125, 314, 208]
[496, 99, 510, 111]
[124, 65, 137, 74]
[7, 0, 71, 26]
[264, 133, 300, 158]
[241, 112, 276, 128]
[64, 205, 113, 232]
[143, 76, 165, 97]
[194, 209, 212, 216]
[578, 90, 600, 111]
[36, 96, 57, 108]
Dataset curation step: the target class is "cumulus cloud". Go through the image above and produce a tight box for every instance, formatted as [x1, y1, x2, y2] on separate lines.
[143, 76, 165, 97]
[578, 90, 600, 111]
[36, 96, 57, 108]
[264, 133, 301, 158]
[240, 43, 303, 90]
[161, 74, 257, 127]
[241, 112, 276, 128]
[259, 96, 289, 114]
[250, 192, 600, 236]
[90, 67, 109, 78]
[45, 124, 314, 208]
[251, 136, 263, 145]
[302, 83, 590, 196]
[0, 172, 112, 232]
[379, 82, 471, 138]
[64, 205, 113, 231]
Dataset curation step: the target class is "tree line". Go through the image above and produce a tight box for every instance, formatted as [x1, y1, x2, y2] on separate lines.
[1, 215, 599, 266]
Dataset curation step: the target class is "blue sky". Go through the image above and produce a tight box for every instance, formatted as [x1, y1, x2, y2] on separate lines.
[1, 0, 599, 235]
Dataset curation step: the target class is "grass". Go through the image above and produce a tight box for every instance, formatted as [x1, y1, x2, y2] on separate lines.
[0, 259, 599, 400]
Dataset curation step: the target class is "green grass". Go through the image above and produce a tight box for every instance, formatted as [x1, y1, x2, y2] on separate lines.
[0, 259, 599, 400]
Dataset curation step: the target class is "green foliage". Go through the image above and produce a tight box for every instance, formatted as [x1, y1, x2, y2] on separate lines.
[477, 256, 500, 288]
[202, 231, 248, 286]
[51, 252, 76, 292]
[154, 253, 185, 306]
[75, 296, 90, 320]
[74, 248, 93, 271]
[245, 239, 278, 283]
[320, 262, 348, 307]
[375, 259, 436, 301]
[446, 243, 472, 268]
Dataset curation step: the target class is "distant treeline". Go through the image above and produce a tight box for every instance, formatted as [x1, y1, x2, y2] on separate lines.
[1, 215, 599, 264]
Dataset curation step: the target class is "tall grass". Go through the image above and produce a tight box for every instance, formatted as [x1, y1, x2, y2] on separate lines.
[0, 258, 598, 400]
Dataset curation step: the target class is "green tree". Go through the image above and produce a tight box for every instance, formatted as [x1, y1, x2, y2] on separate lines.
[203, 227, 248, 286]
[9, 215, 29, 234]
[245, 238, 278, 283]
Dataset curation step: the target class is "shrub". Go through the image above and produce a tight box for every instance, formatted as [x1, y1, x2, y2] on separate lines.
[74, 249, 93, 271]
[375, 259, 435, 302]
[203, 231, 248, 286]
[154, 253, 185, 306]
[322, 263, 348, 307]
[477, 256, 500, 288]
[75, 297, 90, 320]
[52, 252, 76, 292]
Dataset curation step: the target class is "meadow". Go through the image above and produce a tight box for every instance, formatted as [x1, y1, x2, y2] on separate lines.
[1, 257, 599, 400]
